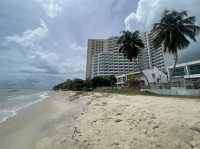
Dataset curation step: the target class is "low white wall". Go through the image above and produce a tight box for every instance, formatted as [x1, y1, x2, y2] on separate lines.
[142, 88, 200, 96]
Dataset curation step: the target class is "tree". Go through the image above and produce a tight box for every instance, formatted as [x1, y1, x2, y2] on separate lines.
[92, 77, 110, 88]
[108, 75, 117, 87]
[118, 30, 144, 62]
[152, 10, 200, 76]
[127, 74, 141, 90]
[63, 79, 73, 90]
[71, 79, 85, 91]
[53, 76, 117, 91]
[118, 31, 150, 87]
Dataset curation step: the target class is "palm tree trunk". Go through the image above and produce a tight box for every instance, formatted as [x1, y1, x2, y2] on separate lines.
[170, 52, 178, 86]
[172, 52, 178, 76]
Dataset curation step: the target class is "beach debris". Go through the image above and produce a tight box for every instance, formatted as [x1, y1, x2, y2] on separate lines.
[94, 101, 108, 106]
[115, 119, 122, 123]
[112, 142, 120, 146]
[116, 113, 122, 116]
[60, 138, 67, 144]
[153, 125, 159, 129]
[102, 102, 107, 105]
[72, 126, 81, 139]
[190, 140, 197, 148]
[190, 126, 200, 133]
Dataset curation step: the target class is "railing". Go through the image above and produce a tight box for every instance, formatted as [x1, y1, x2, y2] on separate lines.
[148, 81, 200, 90]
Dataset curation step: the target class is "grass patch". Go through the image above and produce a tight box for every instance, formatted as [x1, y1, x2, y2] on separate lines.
[93, 87, 155, 96]
[93, 88, 200, 99]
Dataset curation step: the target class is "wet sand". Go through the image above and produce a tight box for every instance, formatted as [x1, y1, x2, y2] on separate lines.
[0, 91, 88, 149]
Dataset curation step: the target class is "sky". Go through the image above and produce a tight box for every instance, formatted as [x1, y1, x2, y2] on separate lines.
[0, 0, 200, 89]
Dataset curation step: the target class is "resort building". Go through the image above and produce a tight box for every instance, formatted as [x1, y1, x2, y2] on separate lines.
[86, 37, 137, 79]
[86, 32, 174, 80]
[142, 32, 174, 72]
[116, 67, 168, 88]
[86, 39, 104, 79]
[168, 60, 200, 89]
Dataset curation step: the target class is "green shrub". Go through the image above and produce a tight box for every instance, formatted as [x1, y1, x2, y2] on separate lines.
[53, 75, 117, 91]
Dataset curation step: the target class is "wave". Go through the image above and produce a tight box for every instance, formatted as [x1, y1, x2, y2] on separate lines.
[15, 92, 49, 111]
[7, 89, 20, 93]
[0, 110, 16, 124]
[0, 91, 50, 124]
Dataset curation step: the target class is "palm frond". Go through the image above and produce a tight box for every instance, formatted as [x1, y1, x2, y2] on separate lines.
[152, 9, 200, 54]
[117, 30, 144, 62]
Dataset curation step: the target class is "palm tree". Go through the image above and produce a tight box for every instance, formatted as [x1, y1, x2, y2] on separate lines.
[118, 31, 150, 87]
[152, 10, 200, 77]
[118, 30, 144, 62]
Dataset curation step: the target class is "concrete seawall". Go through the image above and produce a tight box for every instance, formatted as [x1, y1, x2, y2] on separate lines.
[142, 88, 200, 96]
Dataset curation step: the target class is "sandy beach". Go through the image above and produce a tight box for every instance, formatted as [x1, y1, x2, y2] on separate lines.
[0, 91, 200, 149]
[0, 91, 88, 149]
[75, 93, 200, 149]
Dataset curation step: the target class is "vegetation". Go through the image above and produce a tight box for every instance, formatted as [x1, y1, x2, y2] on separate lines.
[118, 30, 151, 87]
[152, 10, 200, 75]
[94, 87, 155, 96]
[127, 74, 141, 90]
[117, 30, 144, 62]
[53, 75, 117, 91]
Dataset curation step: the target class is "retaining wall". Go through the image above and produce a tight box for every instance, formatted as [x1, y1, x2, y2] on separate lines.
[142, 88, 200, 96]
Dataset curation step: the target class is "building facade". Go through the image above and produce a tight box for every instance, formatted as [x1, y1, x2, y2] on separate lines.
[86, 39, 104, 79]
[86, 37, 137, 79]
[168, 60, 200, 89]
[86, 33, 173, 79]
[143, 32, 174, 72]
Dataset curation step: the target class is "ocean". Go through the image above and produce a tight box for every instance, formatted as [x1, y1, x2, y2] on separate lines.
[0, 89, 50, 124]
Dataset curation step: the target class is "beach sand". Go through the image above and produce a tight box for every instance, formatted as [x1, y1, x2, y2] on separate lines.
[0, 91, 88, 149]
[75, 93, 200, 149]
[0, 91, 200, 149]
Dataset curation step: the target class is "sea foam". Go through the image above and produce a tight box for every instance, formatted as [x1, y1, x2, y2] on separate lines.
[0, 90, 50, 124]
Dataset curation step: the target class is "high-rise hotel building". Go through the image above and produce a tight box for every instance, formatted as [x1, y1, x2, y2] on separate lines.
[86, 37, 138, 79]
[146, 32, 173, 71]
[86, 33, 173, 79]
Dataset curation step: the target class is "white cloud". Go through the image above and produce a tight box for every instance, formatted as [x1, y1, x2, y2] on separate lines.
[35, 0, 64, 18]
[4, 19, 48, 48]
[3, 20, 65, 74]
[3, 23, 85, 76]
[70, 43, 86, 53]
[125, 0, 200, 31]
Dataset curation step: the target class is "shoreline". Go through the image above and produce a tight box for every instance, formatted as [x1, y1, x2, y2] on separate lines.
[0, 91, 50, 125]
[0, 91, 200, 149]
[0, 91, 89, 149]
[0, 93, 54, 149]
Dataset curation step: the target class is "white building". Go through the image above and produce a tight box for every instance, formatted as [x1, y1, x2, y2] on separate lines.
[143, 32, 174, 72]
[86, 32, 174, 80]
[86, 39, 104, 79]
[167, 60, 200, 88]
[86, 37, 137, 79]
[116, 67, 168, 88]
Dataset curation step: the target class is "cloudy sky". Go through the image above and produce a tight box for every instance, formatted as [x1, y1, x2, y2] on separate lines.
[0, 0, 200, 89]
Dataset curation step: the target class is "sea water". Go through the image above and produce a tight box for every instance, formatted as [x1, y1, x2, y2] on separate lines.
[0, 89, 50, 123]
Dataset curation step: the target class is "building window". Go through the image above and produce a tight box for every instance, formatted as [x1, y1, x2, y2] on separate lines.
[170, 67, 185, 77]
[189, 64, 200, 75]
